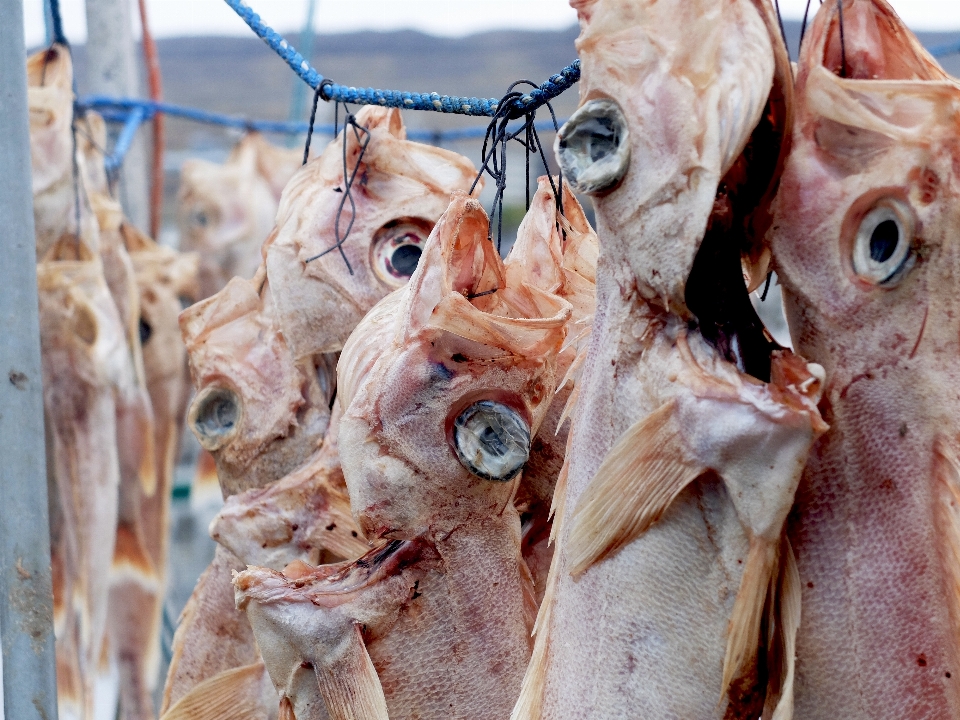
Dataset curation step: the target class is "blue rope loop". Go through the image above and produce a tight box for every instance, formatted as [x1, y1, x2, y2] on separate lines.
[222, 0, 580, 117]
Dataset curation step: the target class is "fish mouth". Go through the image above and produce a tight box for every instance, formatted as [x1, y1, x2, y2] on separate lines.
[684, 73, 789, 384]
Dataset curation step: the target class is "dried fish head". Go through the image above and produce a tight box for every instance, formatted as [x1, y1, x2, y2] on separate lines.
[180, 270, 333, 496]
[557, 0, 792, 318]
[177, 138, 282, 299]
[338, 191, 571, 540]
[265, 106, 481, 360]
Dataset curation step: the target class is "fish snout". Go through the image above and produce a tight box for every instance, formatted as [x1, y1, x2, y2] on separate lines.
[555, 98, 630, 196]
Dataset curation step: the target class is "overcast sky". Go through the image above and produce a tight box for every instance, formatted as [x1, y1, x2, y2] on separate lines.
[22, 0, 960, 48]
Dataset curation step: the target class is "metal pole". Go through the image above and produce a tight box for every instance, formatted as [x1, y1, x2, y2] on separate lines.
[85, 0, 151, 232]
[0, 0, 60, 718]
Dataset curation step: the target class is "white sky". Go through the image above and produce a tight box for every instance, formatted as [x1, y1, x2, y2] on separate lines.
[22, 0, 960, 48]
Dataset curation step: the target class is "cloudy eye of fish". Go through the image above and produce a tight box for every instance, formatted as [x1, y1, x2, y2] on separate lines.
[852, 201, 914, 285]
[554, 98, 630, 195]
[453, 400, 530, 482]
[372, 219, 431, 287]
[190, 387, 241, 450]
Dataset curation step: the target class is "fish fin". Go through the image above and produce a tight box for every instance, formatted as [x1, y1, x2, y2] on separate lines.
[278, 696, 296, 720]
[313, 623, 389, 720]
[766, 538, 800, 720]
[159, 662, 272, 720]
[518, 555, 539, 640]
[547, 429, 575, 544]
[556, 383, 579, 433]
[934, 438, 960, 634]
[721, 538, 778, 703]
[566, 400, 705, 576]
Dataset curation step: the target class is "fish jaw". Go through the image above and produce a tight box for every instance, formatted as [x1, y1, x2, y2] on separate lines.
[235, 541, 435, 715]
[769, 1, 960, 716]
[210, 447, 369, 570]
[563, 0, 777, 316]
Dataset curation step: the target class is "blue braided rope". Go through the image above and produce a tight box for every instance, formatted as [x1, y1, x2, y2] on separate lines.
[103, 106, 146, 173]
[222, 0, 580, 117]
[79, 95, 564, 143]
[931, 40, 960, 59]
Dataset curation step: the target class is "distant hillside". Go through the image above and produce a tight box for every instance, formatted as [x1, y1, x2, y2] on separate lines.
[56, 21, 960, 237]
[68, 27, 583, 152]
[60, 21, 960, 154]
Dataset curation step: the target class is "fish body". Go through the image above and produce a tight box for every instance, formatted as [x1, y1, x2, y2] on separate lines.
[236, 191, 571, 719]
[105, 224, 199, 720]
[770, 2, 960, 716]
[162, 108, 479, 717]
[39, 245, 129, 720]
[513, 1, 826, 718]
[178, 133, 301, 299]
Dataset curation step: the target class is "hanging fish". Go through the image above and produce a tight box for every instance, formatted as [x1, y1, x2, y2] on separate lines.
[38, 238, 128, 720]
[235, 190, 571, 720]
[770, 1, 960, 716]
[99, 222, 198, 720]
[512, 0, 827, 718]
[27, 42, 160, 720]
[178, 133, 302, 300]
[211, 176, 598, 616]
[161, 107, 479, 719]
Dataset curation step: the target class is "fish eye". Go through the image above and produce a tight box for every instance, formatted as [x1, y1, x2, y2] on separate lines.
[371, 219, 431, 287]
[554, 98, 630, 195]
[452, 400, 530, 482]
[190, 387, 241, 450]
[138, 317, 152, 345]
[851, 200, 914, 285]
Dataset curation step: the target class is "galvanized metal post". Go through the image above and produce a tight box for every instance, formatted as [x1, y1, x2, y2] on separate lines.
[85, 0, 150, 231]
[0, 0, 60, 718]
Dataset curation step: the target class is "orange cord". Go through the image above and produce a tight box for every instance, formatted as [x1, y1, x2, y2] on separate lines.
[138, 0, 164, 239]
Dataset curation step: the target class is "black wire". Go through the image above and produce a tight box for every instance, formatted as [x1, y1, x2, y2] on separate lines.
[470, 80, 563, 254]
[760, 271, 773, 302]
[305, 110, 369, 274]
[799, 0, 814, 50]
[47, 0, 68, 47]
[837, 0, 848, 77]
[303, 85, 322, 165]
[773, 0, 788, 53]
